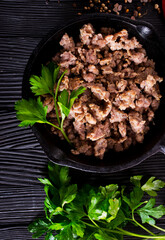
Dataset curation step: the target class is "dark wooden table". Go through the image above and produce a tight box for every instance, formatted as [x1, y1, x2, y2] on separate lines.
[1, 1, 165, 239]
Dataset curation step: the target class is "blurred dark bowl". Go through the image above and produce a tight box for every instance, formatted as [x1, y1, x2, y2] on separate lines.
[23, 13, 165, 173]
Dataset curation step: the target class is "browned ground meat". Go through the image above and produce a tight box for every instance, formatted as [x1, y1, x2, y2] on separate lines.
[44, 24, 163, 159]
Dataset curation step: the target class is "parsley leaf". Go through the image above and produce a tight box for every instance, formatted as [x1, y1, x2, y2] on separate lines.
[122, 186, 143, 210]
[99, 184, 119, 199]
[49, 221, 70, 231]
[48, 162, 61, 188]
[47, 61, 60, 84]
[65, 194, 86, 221]
[95, 231, 116, 240]
[107, 198, 121, 223]
[38, 178, 53, 187]
[72, 221, 86, 238]
[15, 97, 48, 127]
[28, 218, 51, 238]
[59, 184, 77, 207]
[87, 189, 108, 221]
[30, 63, 59, 96]
[48, 163, 71, 189]
[69, 86, 86, 109]
[142, 177, 165, 196]
[57, 90, 70, 121]
[109, 209, 126, 229]
[45, 232, 55, 240]
[130, 175, 143, 188]
[44, 186, 60, 215]
[58, 89, 69, 110]
[137, 198, 165, 225]
[59, 166, 71, 186]
[57, 86, 86, 126]
[30, 75, 52, 96]
[55, 225, 73, 240]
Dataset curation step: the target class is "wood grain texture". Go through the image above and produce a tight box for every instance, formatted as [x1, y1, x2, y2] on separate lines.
[0, 226, 41, 240]
[0, 73, 22, 108]
[0, 186, 45, 226]
[0, 149, 48, 186]
[0, 38, 40, 73]
[0, 111, 39, 149]
[0, 37, 40, 108]
[0, 0, 83, 38]
[0, 225, 165, 240]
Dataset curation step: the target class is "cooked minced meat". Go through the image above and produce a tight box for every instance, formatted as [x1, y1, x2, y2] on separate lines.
[44, 23, 163, 159]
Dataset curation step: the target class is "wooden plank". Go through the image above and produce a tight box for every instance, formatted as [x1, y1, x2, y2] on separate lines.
[0, 149, 48, 186]
[0, 226, 42, 240]
[0, 111, 39, 149]
[0, 110, 48, 185]
[0, 38, 39, 73]
[0, 186, 45, 226]
[0, 0, 83, 38]
[0, 37, 39, 108]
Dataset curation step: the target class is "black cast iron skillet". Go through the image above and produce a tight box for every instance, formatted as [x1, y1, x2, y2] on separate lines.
[23, 13, 165, 173]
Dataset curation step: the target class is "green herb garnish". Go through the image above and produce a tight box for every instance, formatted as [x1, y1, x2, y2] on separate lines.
[15, 62, 86, 144]
[15, 97, 48, 127]
[57, 86, 86, 130]
[28, 163, 165, 239]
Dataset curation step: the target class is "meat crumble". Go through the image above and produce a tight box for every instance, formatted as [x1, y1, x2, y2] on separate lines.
[45, 23, 163, 159]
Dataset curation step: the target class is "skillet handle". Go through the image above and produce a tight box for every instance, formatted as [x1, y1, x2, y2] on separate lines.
[135, 25, 156, 39]
[128, 20, 165, 48]
[129, 22, 160, 43]
[159, 139, 165, 154]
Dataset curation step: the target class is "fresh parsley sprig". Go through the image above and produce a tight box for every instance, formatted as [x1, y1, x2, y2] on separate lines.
[15, 62, 86, 144]
[30, 62, 60, 96]
[57, 86, 86, 129]
[15, 97, 62, 132]
[28, 162, 165, 240]
[15, 97, 48, 127]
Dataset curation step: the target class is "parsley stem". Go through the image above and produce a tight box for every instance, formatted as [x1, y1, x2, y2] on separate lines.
[46, 121, 61, 131]
[60, 127, 71, 144]
[133, 218, 155, 236]
[54, 95, 60, 127]
[81, 221, 96, 229]
[54, 70, 67, 126]
[82, 221, 165, 239]
[134, 219, 155, 236]
[116, 227, 165, 239]
[46, 121, 71, 144]
[60, 117, 71, 144]
[132, 210, 155, 236]
[150, 224, 165, 233]
[88, 215, 100, 228]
